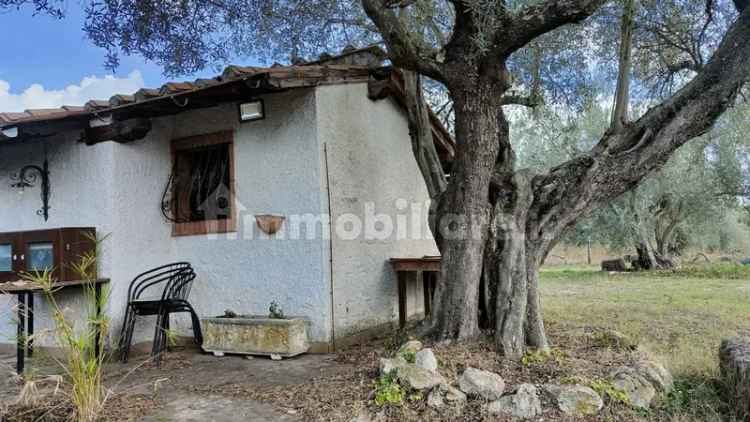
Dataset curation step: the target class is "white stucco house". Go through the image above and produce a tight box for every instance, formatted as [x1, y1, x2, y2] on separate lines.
[0, 47, 454, 353]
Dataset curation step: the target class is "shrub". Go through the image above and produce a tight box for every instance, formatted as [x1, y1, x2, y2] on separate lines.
[401, 349, 416, 364]
[589, 378, 630, 405]
[18, 232, 109, 422]
[373, 373, 405, 407]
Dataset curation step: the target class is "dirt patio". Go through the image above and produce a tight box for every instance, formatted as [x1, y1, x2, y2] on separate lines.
[1, 346, 358, 421]
[1, 325, 672, 422]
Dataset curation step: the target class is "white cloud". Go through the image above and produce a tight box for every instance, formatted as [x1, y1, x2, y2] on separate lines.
[0, 71, 145, 112]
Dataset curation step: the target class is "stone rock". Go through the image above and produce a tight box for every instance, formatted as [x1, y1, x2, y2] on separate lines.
[720, 337, 750, 421]
[415, 349, 438, 372]
[396, 365, 445, 391]
[635, 360, 673, 393]
[427, 389, 444, 409]
[543, 384, 603, 416]
[397, 340, 423, 357]
[458, 368, 505, 401]
[440, 383, 467, 402]
[610, 367, 657, 409]
[379, 357, 407, 375]
[270, 354, 283, 361]
[485, 384, 541, 419]
[427, 384, 467, 410]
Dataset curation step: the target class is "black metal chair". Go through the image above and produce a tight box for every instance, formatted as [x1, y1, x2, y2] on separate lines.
[118, 262, 203, 365]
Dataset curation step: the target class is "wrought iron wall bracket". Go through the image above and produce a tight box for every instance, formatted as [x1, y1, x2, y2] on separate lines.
[11, 159, 51, 221]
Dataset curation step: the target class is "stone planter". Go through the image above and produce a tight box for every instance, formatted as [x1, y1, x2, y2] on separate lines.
[201, 316, 310, 358]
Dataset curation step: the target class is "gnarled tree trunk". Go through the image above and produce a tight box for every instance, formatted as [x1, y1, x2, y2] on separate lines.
[429, 72, 507, 341]
[485, 170, 551, 359]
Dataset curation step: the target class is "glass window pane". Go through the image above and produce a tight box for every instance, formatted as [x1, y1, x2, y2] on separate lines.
[27, 242, 54, 272]
[0, 244, 11, 272]
[174, 143, 231, 222]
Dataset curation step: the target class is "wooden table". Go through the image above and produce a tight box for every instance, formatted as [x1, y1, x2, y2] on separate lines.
[389, 257, 441, 328]
[0, 278, 110, 374]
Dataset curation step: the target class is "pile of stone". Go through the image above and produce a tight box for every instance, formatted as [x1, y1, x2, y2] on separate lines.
[357, 340, 673, 420]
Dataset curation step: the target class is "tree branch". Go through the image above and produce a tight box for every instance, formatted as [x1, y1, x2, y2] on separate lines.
[499, 94, 542, 107]
[498, 0, 607, 57]
[610, 0, 636, 133]
[361, 0, 446, 81]
[525, 7, 750, 248]
[403, 70, 448, 200]
[665, 59, 703, 74]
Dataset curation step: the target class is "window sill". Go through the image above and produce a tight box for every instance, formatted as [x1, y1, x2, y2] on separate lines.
[172, 219, 237, 237]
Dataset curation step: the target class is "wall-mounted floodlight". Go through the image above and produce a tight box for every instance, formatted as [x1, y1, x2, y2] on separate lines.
[239, 100, 265, 122]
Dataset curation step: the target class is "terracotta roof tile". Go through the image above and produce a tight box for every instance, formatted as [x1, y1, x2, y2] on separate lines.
[133, 88, 162, 102]
[0, 112, 29, 124]
[109, 94, 135, 107]
[0, 45, 388, 129]
[25, 108, 66, 117]
[85, 100, 110, 111]
[160, 82, 197, 95]
[193, 78, 220, 88]
[61, 105, 86, 112]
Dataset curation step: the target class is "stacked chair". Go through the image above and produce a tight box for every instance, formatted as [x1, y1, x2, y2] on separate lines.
[118, 262, 203, 366]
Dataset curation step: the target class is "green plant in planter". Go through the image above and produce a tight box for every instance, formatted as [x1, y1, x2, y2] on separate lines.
[269, 301, 285, 319]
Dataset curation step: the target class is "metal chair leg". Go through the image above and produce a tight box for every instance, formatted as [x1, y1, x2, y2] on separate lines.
[163, 313, 171, 351]
[181, 302, 203, 345]
[120, 308, 138, 363]
[152, 312, 163, 364]
[117, 308, 130, 354]
[190, 310, 203, 345]
[152, 310, 170, 367]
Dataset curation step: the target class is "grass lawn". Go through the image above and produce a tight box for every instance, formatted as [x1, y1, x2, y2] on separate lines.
[540, 264, 750, 420]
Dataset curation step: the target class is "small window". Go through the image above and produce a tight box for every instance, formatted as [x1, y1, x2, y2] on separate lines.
[27, 242, 54, 272]
[0, 244, 11, 272]
[170, 131, 236, 236]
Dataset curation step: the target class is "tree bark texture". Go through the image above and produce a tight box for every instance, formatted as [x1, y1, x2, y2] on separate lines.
[428, 73, 507, 341]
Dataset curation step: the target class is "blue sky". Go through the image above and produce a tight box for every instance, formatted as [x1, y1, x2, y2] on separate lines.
[0, 4, 236, 112]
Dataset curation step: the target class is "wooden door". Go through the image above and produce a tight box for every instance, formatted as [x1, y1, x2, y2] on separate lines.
[59, 228, 96, 281]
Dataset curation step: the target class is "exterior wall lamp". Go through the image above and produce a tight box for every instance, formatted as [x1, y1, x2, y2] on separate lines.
[239, 99, 265, 122]
[11, 159, 51, 221]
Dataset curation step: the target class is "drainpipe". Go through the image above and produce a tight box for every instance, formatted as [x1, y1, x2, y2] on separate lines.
[323, 142, 336, 352]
